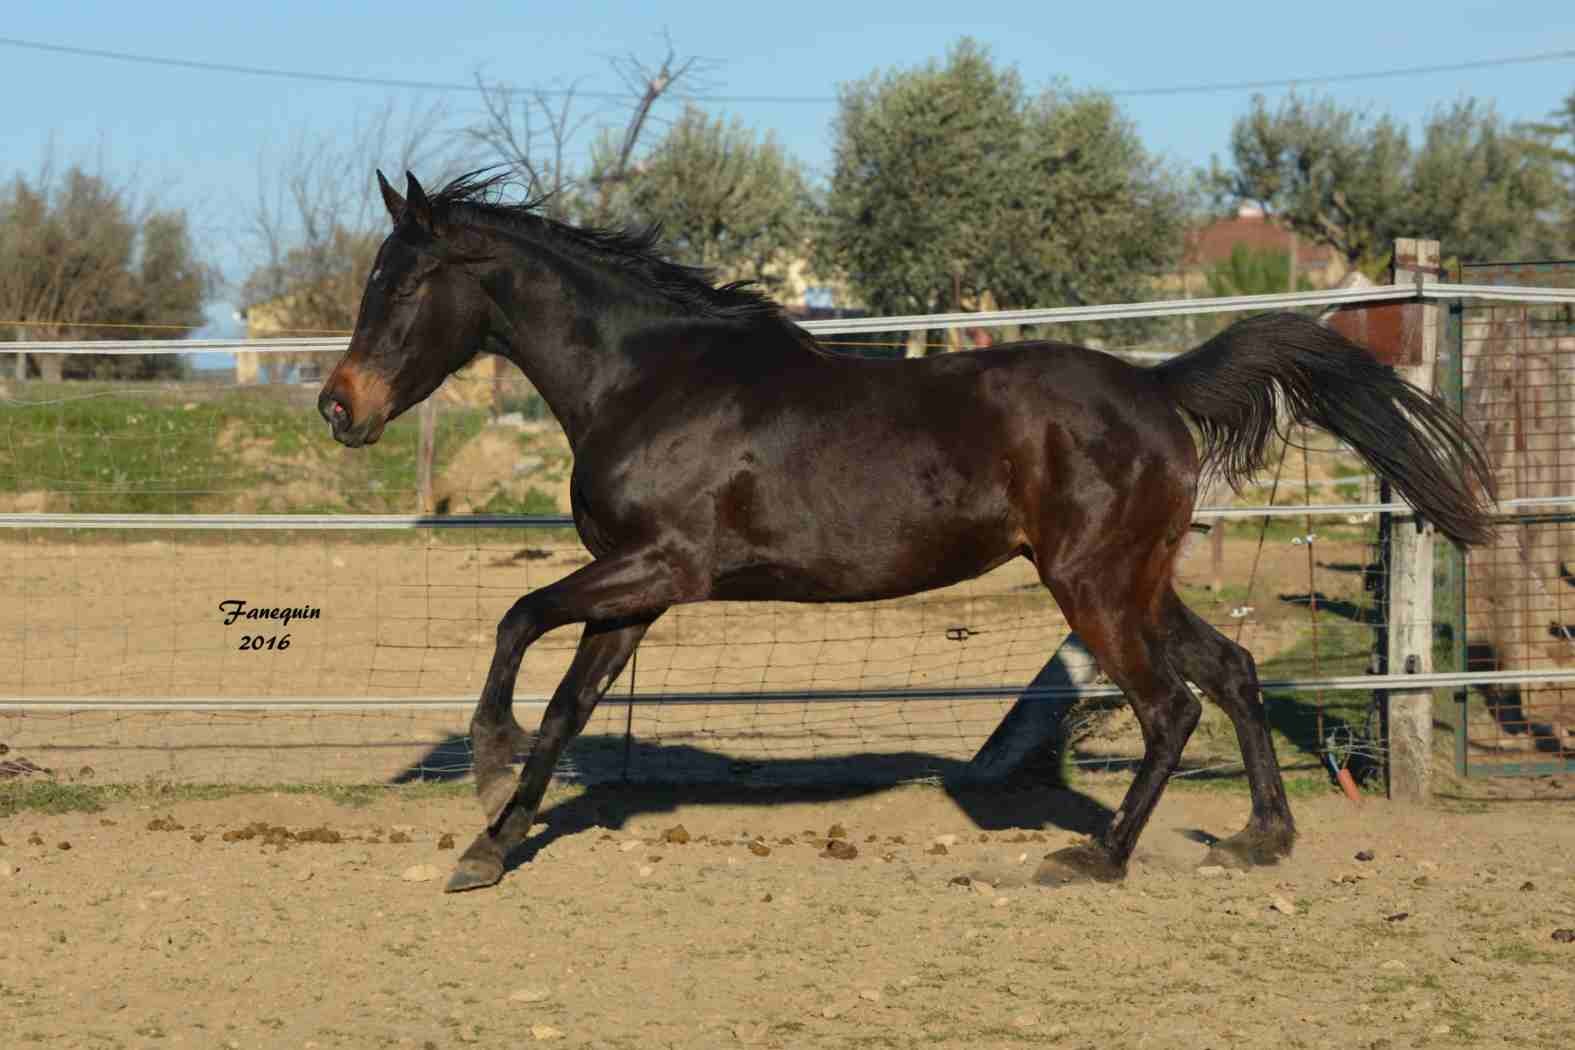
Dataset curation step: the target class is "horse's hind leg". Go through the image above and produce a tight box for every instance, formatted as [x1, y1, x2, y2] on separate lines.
[1165, 594, 1296, 867]
[448, 616, 654, 893]
[1033, 566, 1202, 885]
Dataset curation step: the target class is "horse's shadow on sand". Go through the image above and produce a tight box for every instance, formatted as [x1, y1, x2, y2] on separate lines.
[392, 733, 1117, 877]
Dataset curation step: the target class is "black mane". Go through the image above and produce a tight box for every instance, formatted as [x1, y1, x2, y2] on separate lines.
[429, 170, 784, 323]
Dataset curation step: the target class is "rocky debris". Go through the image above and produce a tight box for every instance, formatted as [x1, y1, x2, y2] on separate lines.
[219, 822, 340, 847]
[400, 864, 442, 882]
[821, 840, 858, 861]
[509, 986, 550, 1003]
[733, 1022, 768, 1044]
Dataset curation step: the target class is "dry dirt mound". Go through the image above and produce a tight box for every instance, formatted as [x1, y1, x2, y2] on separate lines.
[208, 421, 347, 513]
[433, 424, 569, 514]
[0, 490, 68, 513]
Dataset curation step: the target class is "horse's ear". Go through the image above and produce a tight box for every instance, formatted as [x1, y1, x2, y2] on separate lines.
[405, 171, 435, 235]
[376, 169, 405, 226]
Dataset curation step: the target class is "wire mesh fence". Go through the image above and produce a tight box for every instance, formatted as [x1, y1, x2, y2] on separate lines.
[6, 279, 1575, 785]
[1455, 261, 1575, 775]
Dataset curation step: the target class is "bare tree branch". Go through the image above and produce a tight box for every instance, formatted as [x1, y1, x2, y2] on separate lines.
[239, 98, 462, 377]
[468, 35, 715, 224]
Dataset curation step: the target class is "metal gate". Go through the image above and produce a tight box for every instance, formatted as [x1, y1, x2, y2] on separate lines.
[1452, 260, 1575, 775]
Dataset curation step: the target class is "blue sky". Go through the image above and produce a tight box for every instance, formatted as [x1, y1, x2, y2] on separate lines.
[4, 1, 1573, 341]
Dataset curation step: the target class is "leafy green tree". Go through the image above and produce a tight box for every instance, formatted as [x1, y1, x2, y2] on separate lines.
[1212, 94, 1561, 274]
[1, 164, 211, 380]
[1518, 89, 1575, 251]
[590, 106, 815, 289]
[818, 39, 1185, 346]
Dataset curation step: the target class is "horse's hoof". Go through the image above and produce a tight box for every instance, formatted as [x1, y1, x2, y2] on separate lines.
[1202, 826, 1294, 870]
[444, 856, 505, 894]
[1032, 844, 1126, 886]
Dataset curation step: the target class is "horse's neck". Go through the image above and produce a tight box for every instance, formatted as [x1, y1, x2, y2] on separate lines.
[488, 246, 677, 450]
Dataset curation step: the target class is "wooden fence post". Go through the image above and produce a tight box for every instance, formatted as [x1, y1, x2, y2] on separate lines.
[1386, 238, 1441, 802]
[417, 399, 437, 515]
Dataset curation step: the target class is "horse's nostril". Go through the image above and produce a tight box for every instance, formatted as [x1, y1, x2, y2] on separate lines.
[320, 394, 352, 435]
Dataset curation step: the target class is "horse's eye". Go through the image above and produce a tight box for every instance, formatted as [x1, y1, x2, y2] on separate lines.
[370, 267, 383, 283]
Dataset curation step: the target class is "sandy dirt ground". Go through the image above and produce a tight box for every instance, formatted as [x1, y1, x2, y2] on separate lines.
[2, 777, 1573, 1049]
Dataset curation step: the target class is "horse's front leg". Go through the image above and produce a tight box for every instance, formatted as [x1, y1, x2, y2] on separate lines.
[447, 550, 686, 893]
[466, 614, 650, 835]
[448, 617, 654, 892]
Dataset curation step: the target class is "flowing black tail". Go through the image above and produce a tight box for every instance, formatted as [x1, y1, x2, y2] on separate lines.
[1153, 311, 1495, 547]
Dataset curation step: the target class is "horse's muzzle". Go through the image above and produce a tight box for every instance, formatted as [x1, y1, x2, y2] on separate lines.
[318, 388, 379, 447]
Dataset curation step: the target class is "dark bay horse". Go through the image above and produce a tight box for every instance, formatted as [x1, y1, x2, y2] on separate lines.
[320, 171, 1493, 894]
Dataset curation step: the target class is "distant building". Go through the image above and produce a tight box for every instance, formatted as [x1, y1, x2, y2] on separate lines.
[1170, 204, 1348, 296]
[236, 293, 307, 385]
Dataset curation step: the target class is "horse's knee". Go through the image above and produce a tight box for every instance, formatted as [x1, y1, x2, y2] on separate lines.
[1134, 687, 1201, 760]
[1177, 691, 1203, 736]
[1164, 692, 1203, 759]
[495, 597, 541, 650]
[1221, 642, 1259, 693]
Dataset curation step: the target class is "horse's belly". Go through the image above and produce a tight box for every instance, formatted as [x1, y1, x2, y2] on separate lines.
[709, 520, 1021, 604]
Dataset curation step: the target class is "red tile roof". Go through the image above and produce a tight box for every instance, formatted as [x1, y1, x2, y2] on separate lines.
[1183, 209, 1341, 269]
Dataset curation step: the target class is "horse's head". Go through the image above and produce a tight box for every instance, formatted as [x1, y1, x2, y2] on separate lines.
[318, 171, 492, 447]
